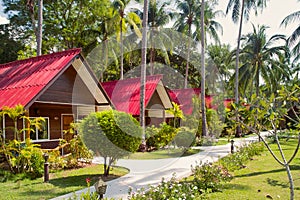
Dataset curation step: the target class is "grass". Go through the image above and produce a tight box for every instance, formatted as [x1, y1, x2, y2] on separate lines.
[204, 139, 300, 200]
[126, 148, 201, 160]
[0, 164, 129, 200]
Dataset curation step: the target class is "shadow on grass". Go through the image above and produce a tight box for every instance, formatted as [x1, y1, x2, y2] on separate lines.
[222, 183, 251, 190]
[49, 173, 121, 188]
[267, 178, 300, 191]
[235, 164, 300, 179]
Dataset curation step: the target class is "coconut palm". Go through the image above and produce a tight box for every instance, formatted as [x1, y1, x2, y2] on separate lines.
[280, 1, 300, 63]
[207, 44, 234, 93]
[226, 0, 267, 103]
[238, 24, 290, 98]
[226, 0, 267, 136]
[174, 0, 223, 88]
[140, 0, 149, 144]
[194, 1, 224, 44]
[174, 0, 201, 88]
[112, 0, 142, 80]
[135, 0, 174, 74]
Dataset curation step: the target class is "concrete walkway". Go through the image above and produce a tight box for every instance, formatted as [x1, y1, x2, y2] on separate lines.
[51, 134, 265, 200]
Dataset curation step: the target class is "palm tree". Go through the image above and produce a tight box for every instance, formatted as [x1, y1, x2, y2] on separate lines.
[200, 0, 207, 136]
[140, 0, 149, 146]
[135, 0, 174, 74]
[194, 1, 224, 44]
[112, 0, 142, 80]
[226, 0, 267, 136]
[174, 0, 201, 88]
[207, 44, 233, 93]
[280, 1, 300, 63]
[239, 24, 290, 98]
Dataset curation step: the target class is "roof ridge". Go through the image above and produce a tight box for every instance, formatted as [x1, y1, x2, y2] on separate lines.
[102, 74, 164, 84]
[0, 48, 81, 68]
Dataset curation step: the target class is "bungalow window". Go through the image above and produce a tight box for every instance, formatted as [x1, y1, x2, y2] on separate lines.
[24, 117, 50, 141]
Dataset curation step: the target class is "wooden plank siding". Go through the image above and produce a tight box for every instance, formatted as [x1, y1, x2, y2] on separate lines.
[37, 66, 96, 105]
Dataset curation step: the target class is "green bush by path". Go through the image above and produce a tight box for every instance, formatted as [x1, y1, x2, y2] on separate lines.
[206, 139, 300, 200]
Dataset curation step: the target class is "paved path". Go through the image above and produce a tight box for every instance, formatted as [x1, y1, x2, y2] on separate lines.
[51, 134, 265, 200]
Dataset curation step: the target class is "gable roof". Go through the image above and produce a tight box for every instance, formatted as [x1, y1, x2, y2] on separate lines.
[101, 75, 172, 115]
[0, 48, 110, 109]
[168, 88, 214, 115]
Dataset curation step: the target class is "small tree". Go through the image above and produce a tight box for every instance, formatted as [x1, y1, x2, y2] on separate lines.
[2, 104, 25, 141]
[166, 102, 184, 128]
[80, 110, 142, 176]
[233, 85, 300, 200]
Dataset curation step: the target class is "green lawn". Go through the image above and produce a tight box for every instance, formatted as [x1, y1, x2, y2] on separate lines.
[126, 148, 201, 159]
[0, 164, 128, 200]
[205, 139, 300, 200]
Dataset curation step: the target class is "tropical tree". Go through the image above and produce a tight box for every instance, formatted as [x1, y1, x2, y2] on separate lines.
[206, 44, 233, 92]
[140, 0, 149, 146]
[166, 102, 184, 127]
[1, 105, 25, 141]
[80, 111, 142, 176]
[112, 0, 142, 80]
[280, 0, 300, 63]
[226, 0, 268, 136]
[174, 0, 201, 88]
[238, 24, 290, 98]
[0, 25, 24, 64]
[194, 0, 224, 44]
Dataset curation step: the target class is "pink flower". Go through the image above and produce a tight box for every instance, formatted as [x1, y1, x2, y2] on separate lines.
[86, 177, 91, 184]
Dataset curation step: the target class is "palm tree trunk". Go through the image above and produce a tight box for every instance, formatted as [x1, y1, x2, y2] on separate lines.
[184, 24, 191, 89]
[37, 0, 43, 56]
[235, 0, 245, 137]
[120, 15, 124, 80]
[201, 0, 207, 136]
[140, 0, 149, 143]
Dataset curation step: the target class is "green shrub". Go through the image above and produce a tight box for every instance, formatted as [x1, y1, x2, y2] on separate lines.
[192, 162, 232, 192]
[0, 139, 44, 179]
[145, 123, 177, 149]
[219, 142, 265, 171]
[80, 110, 142, 176]
[128, 175, 207, 200]
[174, 127, 196, 149]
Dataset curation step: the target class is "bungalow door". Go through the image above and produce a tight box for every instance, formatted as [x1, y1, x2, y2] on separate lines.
[61, 114, 74, 142]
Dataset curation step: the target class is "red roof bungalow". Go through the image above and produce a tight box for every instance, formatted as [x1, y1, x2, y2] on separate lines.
[101, 75, 173, 126]
[0, 48, 111, 149]
[168, 88, 214, 115]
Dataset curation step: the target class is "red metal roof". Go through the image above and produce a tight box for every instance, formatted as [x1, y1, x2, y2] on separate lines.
[0, 48, 81, 109]
[168, 88, 214, 115]
[101, 75, 163, 115]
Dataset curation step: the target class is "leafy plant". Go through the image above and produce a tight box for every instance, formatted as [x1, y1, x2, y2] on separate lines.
[174, 127, 196, 150]
[219, 142, 264, 172]
[80, 110, 142, 176]
[128, 174, 207, 200]
[192, 162, 232, 192]
[0, 138, 44, 178]
[145, 123, 177, 150]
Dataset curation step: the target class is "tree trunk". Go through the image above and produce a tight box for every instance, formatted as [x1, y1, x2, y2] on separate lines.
[37, 0, 43, 56]
[285, 164, 295, 200]
[140, 0, 149, 143]
[200, 0, 207, 136]
[235, 0, 245, 137]
[120, 15, 124, 80]
[184, 24, 191, 89]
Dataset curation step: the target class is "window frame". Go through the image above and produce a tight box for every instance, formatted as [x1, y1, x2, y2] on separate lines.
[23, 117, 50, 141]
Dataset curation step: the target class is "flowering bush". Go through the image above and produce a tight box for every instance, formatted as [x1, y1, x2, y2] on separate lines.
[128, 174, 207, 200]
[219, 142, 264, 171]
[192, 161, 232, 192]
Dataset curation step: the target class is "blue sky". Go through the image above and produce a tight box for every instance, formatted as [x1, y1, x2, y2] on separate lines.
[0, 0, 299, 46]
